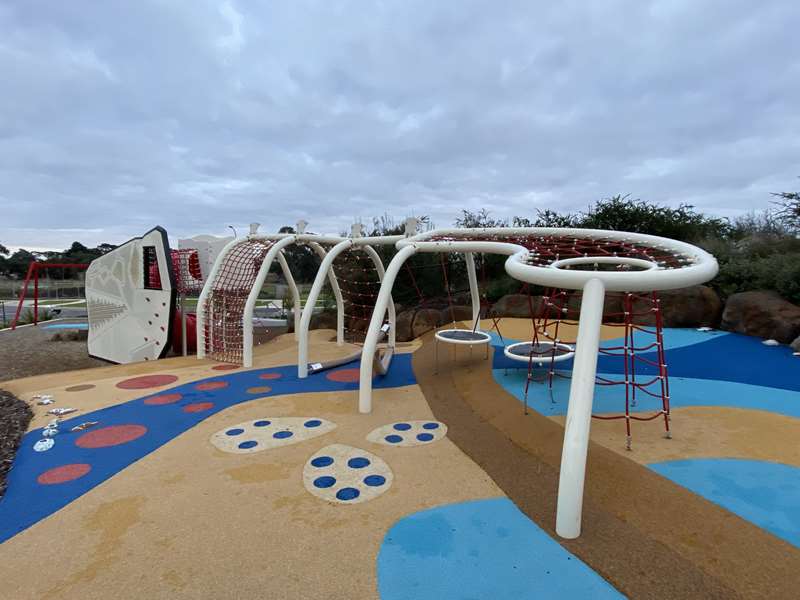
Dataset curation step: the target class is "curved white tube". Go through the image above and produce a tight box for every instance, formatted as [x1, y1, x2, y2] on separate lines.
[360, 244, 397, 348]
[465, 252, 480, 329]
[276, 250, 301, 340]
[359, 244, 418, 413]
[307, 241, 345, 345]
[196, 236, 243, 359]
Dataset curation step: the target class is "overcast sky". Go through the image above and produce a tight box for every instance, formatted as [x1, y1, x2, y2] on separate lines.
[1, 1, 798, 251]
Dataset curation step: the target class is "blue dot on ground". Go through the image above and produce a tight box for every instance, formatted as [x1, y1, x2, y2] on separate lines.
[385, 435, 403, 444]
[393, 423, 411, 431]
[364, 475, 386, 487]
[417, 433, 434, 442]
[304, 419, 322, 428]
[422, 422, 440, 430]
[336, 487, 360, 501]
[225, 428, 244, 436]
[311, 456, 334, 468]
[348, 457, 371, 469]
[273, 430, 293, 439]
[253, 420, 271, 427]
[238, 440, 258, 449]
[314, 476, 336, 488]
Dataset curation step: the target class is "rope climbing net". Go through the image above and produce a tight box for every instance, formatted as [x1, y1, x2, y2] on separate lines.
[331, 246, 384, 344]
[200, 238, 275, 364]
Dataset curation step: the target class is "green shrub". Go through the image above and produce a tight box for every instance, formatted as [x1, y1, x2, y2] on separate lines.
[18, 307, 53, 325]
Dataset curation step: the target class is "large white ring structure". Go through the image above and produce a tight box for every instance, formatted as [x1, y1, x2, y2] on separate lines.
[356, 227, 718, 539]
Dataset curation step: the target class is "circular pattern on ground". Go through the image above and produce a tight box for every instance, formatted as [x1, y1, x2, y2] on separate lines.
[348, 457, 370, 469]
[238, 440, 258, 449]
[246, 386, 272, 395]
[254, 420, 271, 427]
[304, 419, 322, 428]
[226, 428, 244, 436]
[212, 364, 239, 371]
[184, 402, 214, 413]
[65, 384, 95, 392]
[195, 381, 228, 391]
[76, 425, 147, 448]
[116, 374, 178, 390]
[37, 463, 91, 485]
[273, 430, 293, 439]
[143, 393, 183, 406]
[258, 372, 283, 380]
[336, 487, 360, 501]
[326, 368, 360, 383]
[311, 456, 334, 467]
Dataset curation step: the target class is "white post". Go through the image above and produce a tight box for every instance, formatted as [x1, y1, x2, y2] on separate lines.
[276, 251, 301, 340]
[359, 245, 417, 413]
[556, 277, 606, 539]
[361, 244, 396, 348]
[297, 240, 353, 377]
[465, 252, 480, 329]
[308, 241, 345, 346]
[181, 293, 188, 356]
[241, 236, 296, 367]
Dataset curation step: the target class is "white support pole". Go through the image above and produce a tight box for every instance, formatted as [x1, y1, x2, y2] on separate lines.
[359, 245, 418, 413]
[297, 239, 353, 377]
[308, 241, 345, 346]
[465, 252, 480, 329]
[555, 277, 606, 539]
[276, 250, 301, 340]
[242, 236, 296, 367]
[361, 244, 396, 348]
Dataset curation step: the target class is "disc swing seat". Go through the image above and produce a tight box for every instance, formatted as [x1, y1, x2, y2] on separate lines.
[432, 253, 493, 373]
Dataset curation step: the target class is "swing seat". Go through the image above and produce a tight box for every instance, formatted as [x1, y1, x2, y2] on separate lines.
[504, 341, 574, 364]
[435, 328, 492, 345]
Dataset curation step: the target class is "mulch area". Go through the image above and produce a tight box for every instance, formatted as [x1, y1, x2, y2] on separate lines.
[0, 389, 32, 497]
[412, 332, 800, 599]
[0, 324, 104, 383]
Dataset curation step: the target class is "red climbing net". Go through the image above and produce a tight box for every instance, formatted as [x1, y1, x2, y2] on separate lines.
[170, 249, 204, 295]
[200, 239, 275, 364]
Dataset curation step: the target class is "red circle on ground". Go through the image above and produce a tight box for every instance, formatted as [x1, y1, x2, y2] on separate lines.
[183, 402, 214, 413]
[326, 368, 360, 383]
[258, 372, 282, 380]
[76, 424, 147, 449]
[143, 393, 183, 406]
[194, 381, 228, 391]
[116, 374, 178, 390]
[212, 364, 239, 371]
[37, 463, 91, 485]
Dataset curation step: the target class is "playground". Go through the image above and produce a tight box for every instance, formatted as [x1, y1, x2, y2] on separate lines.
[0, 222, 798, 599]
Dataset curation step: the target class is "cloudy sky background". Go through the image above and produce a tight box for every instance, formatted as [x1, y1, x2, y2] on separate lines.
[1, 0, 798, 251]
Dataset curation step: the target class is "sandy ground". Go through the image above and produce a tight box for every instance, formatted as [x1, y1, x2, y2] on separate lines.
[1, 330, 498, 600]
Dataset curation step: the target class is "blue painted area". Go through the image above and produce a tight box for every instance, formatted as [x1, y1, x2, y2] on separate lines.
[422, 422, 439, 430]
[238, 440, 258, 449]
[273, 430, 293, 439]
[336, 487, 360, 501]
[385, 435, 403, 444]
[314, 476, 337, 489]
[377, 498, 623, 600]
[393, 423, 411, 431]
[304, 419, 321, 428]
[226, 428, 244, 436]
[495, 370, 800, 419]
[253, 420, 271, 427]
[492, 328, 800, 392]
[649, 459, 800, 549]
[311, 456, 333, 468]
[364, 475, 386, 487]
[0, 354, 416, 545]
[416, 433, 434, 442]
[348, 457, 370, 469]
[42, 323, 89, 330]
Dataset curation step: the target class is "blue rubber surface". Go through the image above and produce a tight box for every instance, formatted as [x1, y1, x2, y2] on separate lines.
[0, 356, 415, 544]
[650, 458, 800, 548]
[377, 498, 623, 600]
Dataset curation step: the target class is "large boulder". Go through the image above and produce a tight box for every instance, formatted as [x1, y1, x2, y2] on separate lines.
[721, 291, 800, 343]
[439, 305, 474, 325]
[489, 294, 541, 318]
[395, 308, 442, 342]
[630, 285, 722, 328]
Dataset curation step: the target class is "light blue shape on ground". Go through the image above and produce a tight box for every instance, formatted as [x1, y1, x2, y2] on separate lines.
[649, 458, 800, 549]
[377, 498, 623, 600]
[494, 371, 800, 419]
[42, 323, 89, 330]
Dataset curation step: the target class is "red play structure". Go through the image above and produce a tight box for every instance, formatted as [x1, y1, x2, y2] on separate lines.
[9, 261, 89, 330]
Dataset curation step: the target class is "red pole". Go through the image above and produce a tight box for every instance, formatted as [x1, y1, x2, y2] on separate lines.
[34, 264, 39, 326]
[10, 262, 36, 330]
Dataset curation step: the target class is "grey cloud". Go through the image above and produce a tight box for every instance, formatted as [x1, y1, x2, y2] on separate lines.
[0, 0, 798, 249]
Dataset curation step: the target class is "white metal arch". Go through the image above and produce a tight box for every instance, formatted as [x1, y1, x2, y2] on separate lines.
[197, 230, 345, 367]
[297, 234, 403, 378]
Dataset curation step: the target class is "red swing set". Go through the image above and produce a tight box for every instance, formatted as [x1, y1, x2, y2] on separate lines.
[9, 261, 89, 330]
